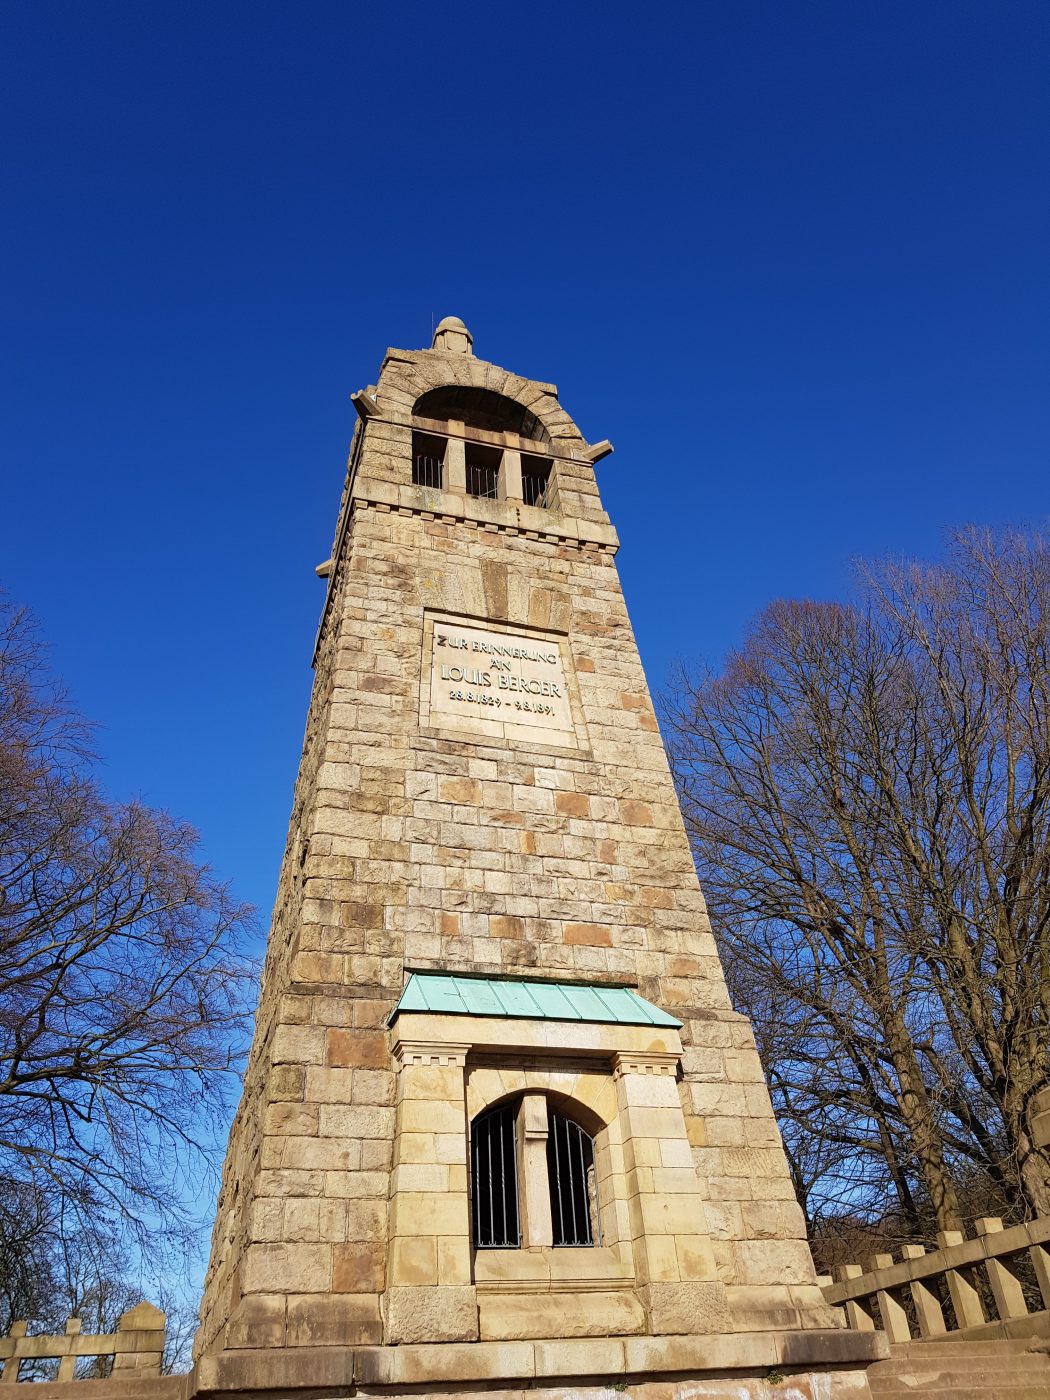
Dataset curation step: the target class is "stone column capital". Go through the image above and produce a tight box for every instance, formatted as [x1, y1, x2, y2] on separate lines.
[613, 1050, 680, 1079]
[393, 1040, 470, 1069]
[519, 1090, 549, 1140]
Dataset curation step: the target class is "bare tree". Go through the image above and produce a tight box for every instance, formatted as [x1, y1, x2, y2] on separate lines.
[0, 598, 256, 1295]
[0, 1183, 58, 1333]
[664, 526, 1050, 1235]
[0, 1187, 198, 1375]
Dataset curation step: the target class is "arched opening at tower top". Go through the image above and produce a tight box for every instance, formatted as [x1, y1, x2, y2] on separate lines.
[413, 385, 551, 444]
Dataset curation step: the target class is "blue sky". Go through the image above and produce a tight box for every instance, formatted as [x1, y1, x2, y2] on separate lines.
[2, 0, 1048, 947]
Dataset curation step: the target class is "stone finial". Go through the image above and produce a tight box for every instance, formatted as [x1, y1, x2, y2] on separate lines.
[431, 316, 473, 356]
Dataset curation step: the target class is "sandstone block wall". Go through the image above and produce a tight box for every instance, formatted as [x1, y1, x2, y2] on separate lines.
[195, 334, 833, 1358]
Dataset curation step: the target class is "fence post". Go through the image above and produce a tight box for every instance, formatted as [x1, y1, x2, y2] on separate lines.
[56, 1319, 82, 1383]
[112, 1302, 166, 1377]
[1030, 1237, 1050, 1310]
[0, 1323, 28, 1385]
[835, 1265, 876, 1331]
[974, 1217, 1029, 1323]
[868, 1253, 911, 1343]
[900, 1244, 947, 1337]
[936, 1229, 986, 1330]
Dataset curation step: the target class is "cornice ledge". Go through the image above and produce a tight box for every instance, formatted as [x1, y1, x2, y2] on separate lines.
[350, 480, 619, 553]
[392, 1039, 470, 1069]
[613, 1050, 681, 1078]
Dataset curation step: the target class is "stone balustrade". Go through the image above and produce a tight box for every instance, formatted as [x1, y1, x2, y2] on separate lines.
[0, 1303, 165, 1383]
[820, 1216, 1050, 1343]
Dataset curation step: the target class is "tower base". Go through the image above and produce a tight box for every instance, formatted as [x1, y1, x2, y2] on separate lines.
[8, 1332, 887, 1400]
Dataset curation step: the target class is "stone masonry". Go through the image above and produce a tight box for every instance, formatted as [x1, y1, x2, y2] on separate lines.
[193, 317, 884, 1397]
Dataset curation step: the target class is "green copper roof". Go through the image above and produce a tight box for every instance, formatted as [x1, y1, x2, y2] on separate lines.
[390, 973, 681, 1028]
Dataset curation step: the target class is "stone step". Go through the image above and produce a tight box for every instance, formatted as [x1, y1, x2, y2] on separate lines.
[873, 1354, 1049, 1376]
[867, 1337, 1050, 1397]
[870, 1387, 1050, 1399]
[888, 1339, 1042, 1358]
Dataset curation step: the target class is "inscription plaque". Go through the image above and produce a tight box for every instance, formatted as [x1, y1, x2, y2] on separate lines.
[426, 619, 576, 747]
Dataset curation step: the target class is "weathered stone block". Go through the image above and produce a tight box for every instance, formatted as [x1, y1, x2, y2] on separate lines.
[383, 1285, 478, 1344]
[263, 1102, 319, 1136]
[286, 1293, 382, 1346]
[389, 1191, 470, 1238]
[223, 1294, 286, 1349]
[325, 1029, 388, 1068]
[734, 1238, 818, 1286]
[241, 1242, 331, 1295]
[332, 1240, 385, 1293]
[267, 1064, 306, 1101]
[272, 1025, 325, 1064]
[389, 1234, 438, 1286]
[640, 1280, 731, 1336]
[344, 1199, 386, 1240]
[479, 1289, 644, 1342]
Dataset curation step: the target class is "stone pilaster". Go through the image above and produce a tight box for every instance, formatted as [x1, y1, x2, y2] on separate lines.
[386, 1041, 477, 1344]
[614, 1052, 728, 1335]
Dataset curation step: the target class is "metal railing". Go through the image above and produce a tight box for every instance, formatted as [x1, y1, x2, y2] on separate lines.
[521, 464, 552, 509]
[821, 1216, 1050, 1343]
[412, 454, 443, 489]
[465, 463, 499, 499]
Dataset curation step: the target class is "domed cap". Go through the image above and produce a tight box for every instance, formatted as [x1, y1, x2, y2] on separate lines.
[431, 315, 473, 355]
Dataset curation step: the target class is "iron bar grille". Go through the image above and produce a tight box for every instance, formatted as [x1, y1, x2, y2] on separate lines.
[412, 453, 443, 489]
[521, 458, 552, 509]
[465, 461, 500, 499]
[411, 431, 446, 489]
[547, 1107, 598, 1246]
[471, 1102, 520, 1248]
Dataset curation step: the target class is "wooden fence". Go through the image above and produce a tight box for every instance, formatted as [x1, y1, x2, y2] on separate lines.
[820, 1215, 1050, 1343]
[0, 1304, 165, 1383]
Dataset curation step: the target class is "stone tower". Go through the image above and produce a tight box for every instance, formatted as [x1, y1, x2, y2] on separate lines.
[194, 320, 882, 1397]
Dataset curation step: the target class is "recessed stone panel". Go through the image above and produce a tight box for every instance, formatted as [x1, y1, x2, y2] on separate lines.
[423, 615, 578, 749]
